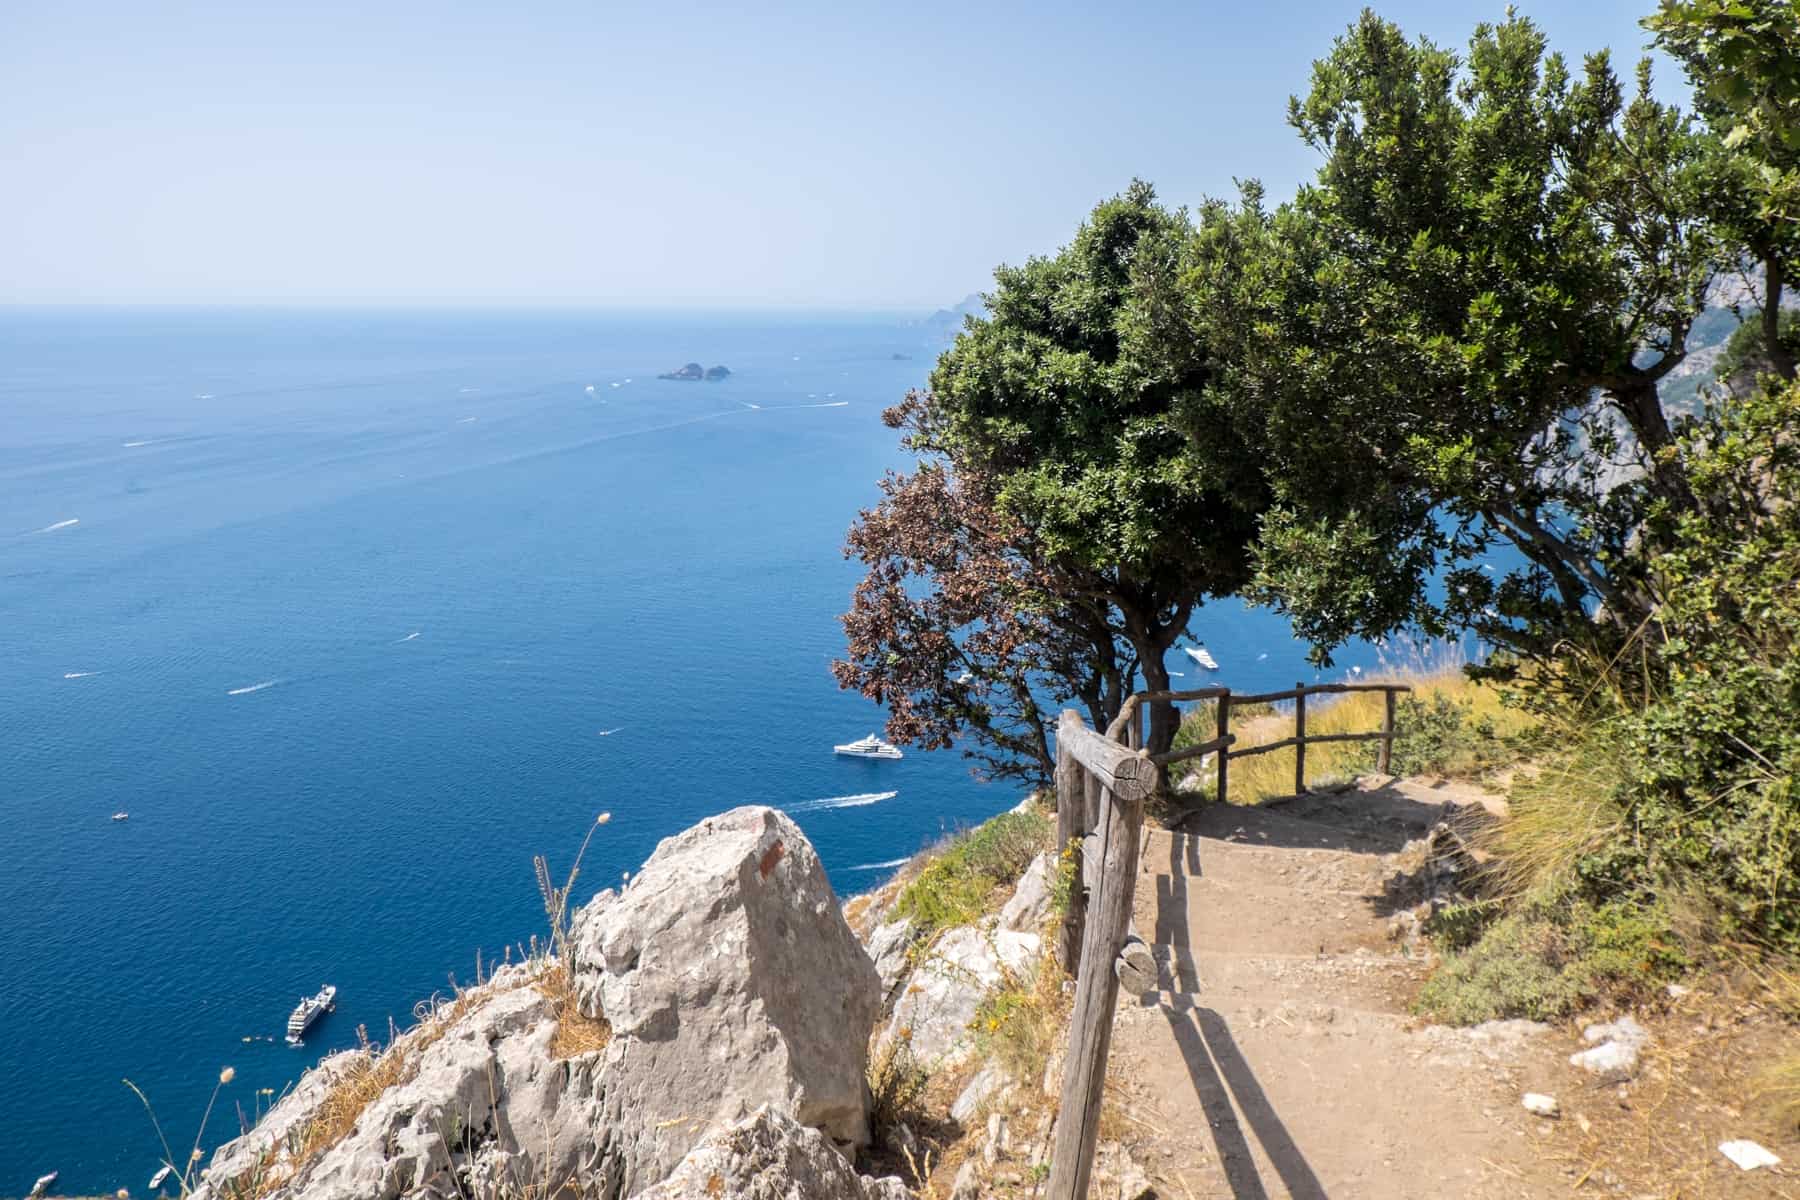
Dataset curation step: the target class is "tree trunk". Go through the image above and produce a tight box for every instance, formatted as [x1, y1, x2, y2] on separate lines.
[1137, 652, 1180, 761]
[1766, 254, 1796, 383]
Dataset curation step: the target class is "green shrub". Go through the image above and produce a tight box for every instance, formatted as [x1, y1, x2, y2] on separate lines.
[1416, 898, 1687, 1025]
[1379, 692, 1512, 778]
[893, 811, 1052, 941]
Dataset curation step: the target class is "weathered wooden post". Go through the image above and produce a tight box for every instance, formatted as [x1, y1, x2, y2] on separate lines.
[1377, 687, 1398, 775]
[1054, 723, 1085, 975]
[1294, 682, 1307, 796]
[1214, 689, 1231, 803]
[1048, 711, 1154, 1200]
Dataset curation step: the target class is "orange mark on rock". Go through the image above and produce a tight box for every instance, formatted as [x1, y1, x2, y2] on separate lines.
[759, 840, 785, 879]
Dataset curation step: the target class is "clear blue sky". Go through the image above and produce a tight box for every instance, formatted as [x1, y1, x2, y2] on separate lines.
[1, 1, 1673, 309]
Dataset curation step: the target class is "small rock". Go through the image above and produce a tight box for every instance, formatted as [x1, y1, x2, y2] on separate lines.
[1570, 1022, 1645, 1081]
[999, 852, 1055, 933]
[951, 1063, 1008, 1125]
[1665, 983, 1691, 999]
[983, 1112, 1010, 1165]
[1718, 1139, 1781, 1171]
[1522, 1093, 1560, 1118]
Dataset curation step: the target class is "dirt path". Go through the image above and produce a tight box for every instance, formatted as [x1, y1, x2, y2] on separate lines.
[1106, 778, 1565, 1199]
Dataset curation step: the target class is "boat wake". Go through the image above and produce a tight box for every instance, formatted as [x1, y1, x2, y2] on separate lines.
[596, 727, 623, 737]
[36, 518, 79, 533]
[122, 440, 159, 448]
[396, 631, 421, 642]
[791, 790, 898, 812]
[846, 857, 909, 871]
[227, 679, 280, 696]
[63, 671, 101, 679]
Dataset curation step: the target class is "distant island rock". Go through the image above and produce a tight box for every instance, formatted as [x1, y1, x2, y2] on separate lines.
[914, 293, 987, 344]
[658, 362, 732, 381]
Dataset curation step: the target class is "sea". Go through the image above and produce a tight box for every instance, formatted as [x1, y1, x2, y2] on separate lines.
[0, 308, 1388, 1193]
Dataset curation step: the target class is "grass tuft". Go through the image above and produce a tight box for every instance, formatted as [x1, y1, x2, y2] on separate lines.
[892, 811, 1051, 944]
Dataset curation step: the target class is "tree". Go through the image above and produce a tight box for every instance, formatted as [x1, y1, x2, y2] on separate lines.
[834, 462, 1132, 784]
[1232, 11, 1726, 676]
[842, 182, 1271, 770]
[1648, 0, 1800, 381]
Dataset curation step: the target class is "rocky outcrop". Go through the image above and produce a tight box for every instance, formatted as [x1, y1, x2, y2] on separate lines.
[637, 1108, 911, 1199]
[657, 362, 731, 381]
[881, 922, 1039, 1065]
[568, 805, 882, 1175]
[194, 806, 881, 1200]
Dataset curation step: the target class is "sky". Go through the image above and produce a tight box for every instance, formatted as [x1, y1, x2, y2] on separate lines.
[0, 0, 1678, 309]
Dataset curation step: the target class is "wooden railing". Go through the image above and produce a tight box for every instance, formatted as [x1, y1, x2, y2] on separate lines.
[1044, 680, 1410, 1196]
[1109, 681, 1413, 801]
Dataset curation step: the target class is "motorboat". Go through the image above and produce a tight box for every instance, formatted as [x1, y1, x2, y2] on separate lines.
[286, 983, 337, 1046]
[833, 733, 902, 760]
[1183, 645, 1220, 671]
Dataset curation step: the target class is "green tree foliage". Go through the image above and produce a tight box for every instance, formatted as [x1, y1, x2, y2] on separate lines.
[1236, 11, 1724, 678]
[853, 183, 1270, 764]
[1617, 382, 1800, 945]
[1649, 0, 1800, 378]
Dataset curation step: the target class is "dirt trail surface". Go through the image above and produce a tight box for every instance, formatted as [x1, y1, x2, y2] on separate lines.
[1108, 778, 1562, 1199]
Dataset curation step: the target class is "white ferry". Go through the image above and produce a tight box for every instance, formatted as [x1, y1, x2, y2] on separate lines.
[1183, 645, 1220, 671]
[286, 984, 337, 1046]
[833, 733, 903, 760]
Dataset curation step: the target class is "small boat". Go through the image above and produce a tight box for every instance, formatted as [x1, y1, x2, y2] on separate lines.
[112, 811, 130, 821]
[833, 733, 902, 760]
[149, 1164, 174, 1190]
[955, 671, 974, 685]
[286, 983, 337, 1046]
[1183, 646, 1220, 671]
[29, 1171, 57, 1198]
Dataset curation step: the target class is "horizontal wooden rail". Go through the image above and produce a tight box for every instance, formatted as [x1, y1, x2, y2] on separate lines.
[1147, 732, 1234, 767]
[1225, 729, 1393, 759]
[1057, 713, 1155, 803]
[1227, 681, 1413, 705]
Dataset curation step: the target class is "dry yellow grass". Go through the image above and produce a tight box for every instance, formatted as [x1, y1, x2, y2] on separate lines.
[1179, 668, 1534, 805]
[541, 962, 612, 1059]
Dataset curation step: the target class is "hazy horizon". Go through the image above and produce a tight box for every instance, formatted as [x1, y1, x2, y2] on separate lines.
[4, 0, 1671, 309]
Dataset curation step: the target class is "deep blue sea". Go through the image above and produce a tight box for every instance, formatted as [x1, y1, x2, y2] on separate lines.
[0, 309, 1387, 1194]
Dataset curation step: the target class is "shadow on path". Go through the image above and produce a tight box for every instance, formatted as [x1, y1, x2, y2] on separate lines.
[1159, 998, 1330, 1200]
[1148, 828, 1330, 1199]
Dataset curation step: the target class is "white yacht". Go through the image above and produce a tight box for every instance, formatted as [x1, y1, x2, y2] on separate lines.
[833, 733, 903, 760]
[1183, 645, 1220, 671]
[30, 1172, 57, 1199]
[286, 983, 337, 1046]
[112, 811, 130, 821]
[149, 1165, 174, 1191]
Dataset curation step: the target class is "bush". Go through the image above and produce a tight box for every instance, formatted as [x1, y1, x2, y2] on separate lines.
[1382, 692, 1513, 778]
[1545, 385, 1800, 951]
[893, 811, 1052, 941]
[1416, 898, 1686, 1025]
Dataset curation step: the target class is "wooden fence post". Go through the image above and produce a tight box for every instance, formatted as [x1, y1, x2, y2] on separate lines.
[1294, 682, 1307, 796]
[1377, 688, 1397, 775]
[1214, 689, 1231, 803]
[1046, 782, 1147, 1200]
[1054, 725, 1085, 976]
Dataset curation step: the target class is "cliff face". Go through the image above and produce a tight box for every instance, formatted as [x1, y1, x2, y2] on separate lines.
[194, 807, 904, 1200]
